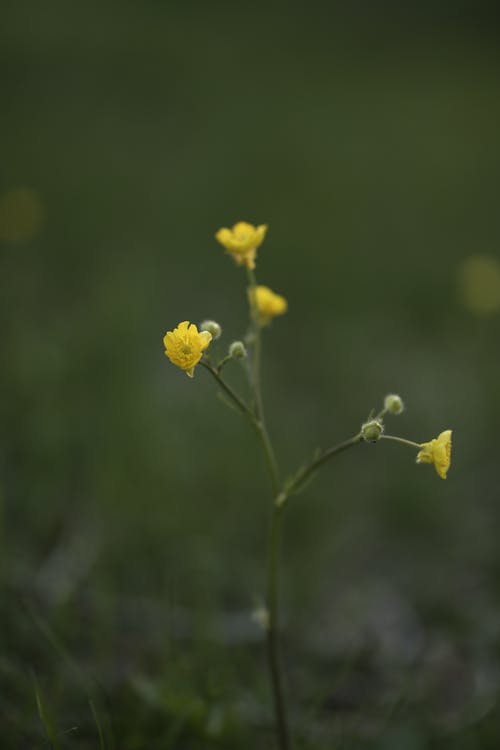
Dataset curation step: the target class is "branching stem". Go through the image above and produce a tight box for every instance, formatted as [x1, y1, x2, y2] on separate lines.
[201, 302, 408, 750]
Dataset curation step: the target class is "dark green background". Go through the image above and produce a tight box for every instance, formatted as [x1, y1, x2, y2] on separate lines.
[2, 2, 500, 747]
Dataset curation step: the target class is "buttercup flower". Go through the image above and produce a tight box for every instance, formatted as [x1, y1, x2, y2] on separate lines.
[215, 221, 268, 269]
[416, 429, 452, 479]
[163, 321, 212, 377]
[249, 285, 288, 325]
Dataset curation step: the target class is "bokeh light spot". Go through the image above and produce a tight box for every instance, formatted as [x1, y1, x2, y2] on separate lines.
[457, 254, 500, 316]
[0, 187, 45, 243]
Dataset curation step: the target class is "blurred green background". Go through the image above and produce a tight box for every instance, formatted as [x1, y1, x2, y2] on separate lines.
[2, 1, 500, 747]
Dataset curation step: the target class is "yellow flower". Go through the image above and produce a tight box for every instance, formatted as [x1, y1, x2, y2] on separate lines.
[249, 285, 288, 325]
[163, 321, 212, 377]
[416, 429, 452, 479]
[215, 221, 268, 269]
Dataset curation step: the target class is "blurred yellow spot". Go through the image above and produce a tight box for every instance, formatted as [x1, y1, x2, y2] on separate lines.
[215, 221, 267, 270]
[0, 187, 45, 243]
[457, 255, 500, 316]
[248, 285, 287, 326]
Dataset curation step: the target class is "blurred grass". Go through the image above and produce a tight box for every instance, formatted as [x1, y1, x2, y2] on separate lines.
[2, 1, 500, 747]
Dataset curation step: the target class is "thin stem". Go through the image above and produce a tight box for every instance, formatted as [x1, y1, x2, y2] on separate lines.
[200, 361, 254, 421]
[246, 267, 264, 421]
[246, 266, 289, 748]
[381, 434, 421, 449]
[284, 434, 363, 499]
[201, 360, 279, 493]
[245, 268, 280, 493]
[266, 503, 291, 750]
[264, 431, 364, 750]
[264, 433, 364, 750]
[257, 423, 280, 498]
[216, 355, 232, 373]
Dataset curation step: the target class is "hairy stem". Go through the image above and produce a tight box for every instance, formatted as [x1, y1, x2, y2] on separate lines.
[381, 434, 421, 449]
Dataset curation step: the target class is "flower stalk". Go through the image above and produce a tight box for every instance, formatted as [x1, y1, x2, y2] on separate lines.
[266, 501, 290, 750]
[162, 222, 453, 748]
[246, 266, 290, 747]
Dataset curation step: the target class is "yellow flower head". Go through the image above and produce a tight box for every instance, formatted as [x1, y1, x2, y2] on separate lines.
[416, 429, 452, 479]
[249, 285, 288, 325]
[163, 321, 212, 378]
[215, 221, 268, 269]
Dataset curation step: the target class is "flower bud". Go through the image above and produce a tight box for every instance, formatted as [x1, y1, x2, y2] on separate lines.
[229, 340, 247, 360]
[200, 320, 222, 340]
[384, 393, 404, 415]
[361, 419, 384, 443]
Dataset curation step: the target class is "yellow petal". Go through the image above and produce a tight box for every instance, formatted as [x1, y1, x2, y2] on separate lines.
[199, 330, 212, 350]
[233, 221, 254, 235]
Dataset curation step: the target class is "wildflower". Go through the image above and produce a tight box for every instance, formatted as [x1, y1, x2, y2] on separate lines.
[384, 394, 404, 415]
[200, 320, 222, 340]
[163, 321, 212, 377]
[215, 221, 267, 269]
[249, 285, 288, 325]
[361, 419, 384, 442]
[416, 429, 452, 479]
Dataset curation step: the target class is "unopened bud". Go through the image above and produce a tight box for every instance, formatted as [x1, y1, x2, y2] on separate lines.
[229, 340, 247, 359]
[200, 320, 222, 340]
[384, 393, 404, 415]
[361, 419, 384, 443]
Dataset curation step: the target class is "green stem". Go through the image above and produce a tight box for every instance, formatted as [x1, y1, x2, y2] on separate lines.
[201, 361, 279, 493]
[216, 355, 232, 373]
[380, 434, 421, 449]
[284, 434, 363, 499]
[246, 267, 264, 421]
[264, 432, 365, 749]
[203, 348, 288, 747]
[200, 361, 254, 421]
[266, 502, 290, 750]
[246, 266, 289, 748]
[257, 422, 280, 498]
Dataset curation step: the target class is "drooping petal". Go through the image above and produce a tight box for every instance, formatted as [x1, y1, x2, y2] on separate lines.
[416, 430, 452, 479]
